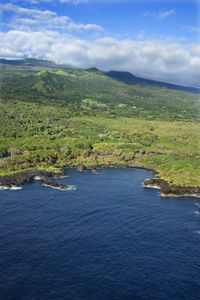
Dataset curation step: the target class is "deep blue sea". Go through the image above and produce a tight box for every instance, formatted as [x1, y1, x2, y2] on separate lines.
[0, 168, 200, 300]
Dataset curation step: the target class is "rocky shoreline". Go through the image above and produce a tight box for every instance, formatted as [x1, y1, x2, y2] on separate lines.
[1, 167, 200, 197]
[0, 170, 70, 190]
[143, 178, 200, 197]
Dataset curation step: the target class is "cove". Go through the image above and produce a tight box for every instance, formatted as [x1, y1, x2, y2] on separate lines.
[0, 168, 200, 300]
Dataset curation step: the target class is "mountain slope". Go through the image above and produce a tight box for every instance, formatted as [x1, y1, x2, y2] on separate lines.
[105, 71, 200, 94]
[1, 64, 200, 121]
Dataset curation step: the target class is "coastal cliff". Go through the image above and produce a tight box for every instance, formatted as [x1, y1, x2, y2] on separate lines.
[0, 170, 69, 190]
[143, 178, 200, 197]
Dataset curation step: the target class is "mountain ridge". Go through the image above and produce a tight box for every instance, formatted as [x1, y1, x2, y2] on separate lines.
[105, 70, 200, 94]
[1, 58, 199, 93]
[1, 63, 199, 121]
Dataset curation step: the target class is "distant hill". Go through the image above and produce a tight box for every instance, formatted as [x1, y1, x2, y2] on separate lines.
[1, 58, 199, 93]
[105, 71, 200, 94]
[1, 59, 199, 121]
[0, 58, 73, 78]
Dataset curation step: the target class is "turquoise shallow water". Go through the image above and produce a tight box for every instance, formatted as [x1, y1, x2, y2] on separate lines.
[0, 168, 200, 300]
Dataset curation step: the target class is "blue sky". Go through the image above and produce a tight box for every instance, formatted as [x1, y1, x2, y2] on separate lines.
[0, 0, 199, 86]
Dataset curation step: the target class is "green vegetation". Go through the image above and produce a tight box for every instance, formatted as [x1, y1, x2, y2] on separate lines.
[0, 59, 200, 187]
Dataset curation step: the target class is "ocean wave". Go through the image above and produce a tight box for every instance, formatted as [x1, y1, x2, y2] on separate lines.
[0, 186, 22, 190]
[67, 185, 77, 191]
[194, 231, 200, 235]
[194, 211, 200, 216]
[143, 184, 160, 190]
[10, 186, 22, 190]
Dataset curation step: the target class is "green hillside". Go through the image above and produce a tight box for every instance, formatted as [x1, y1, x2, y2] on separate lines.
[0, 59, 199, 188]
[1, 65, 199, 121]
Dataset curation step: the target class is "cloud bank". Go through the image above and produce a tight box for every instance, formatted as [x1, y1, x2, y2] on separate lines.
[0, 3, 199, 87]
[1, 30, 199, 86]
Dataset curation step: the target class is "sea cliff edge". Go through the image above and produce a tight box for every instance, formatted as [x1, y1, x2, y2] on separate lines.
[143, 178, 200, 197]
[0, 170, 69, 190]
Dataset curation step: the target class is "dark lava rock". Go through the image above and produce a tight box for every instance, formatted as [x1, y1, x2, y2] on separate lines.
[144, 178, 200, 197]
[0, 170, 69, 190]
[42, 176, 69, 190]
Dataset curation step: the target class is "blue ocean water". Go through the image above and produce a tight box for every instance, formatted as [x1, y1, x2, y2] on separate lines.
[0, 168, 200, 300]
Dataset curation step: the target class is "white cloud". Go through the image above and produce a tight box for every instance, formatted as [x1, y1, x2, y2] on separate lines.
[144, 9, 176, 21]
[0, 3, 56, 17]
[0, 29, 199, 87]
[0, 3, 199, 87]
[0, 3, 103, 33]
[158, 9, 176, 20]
[188, 44, 200, 57]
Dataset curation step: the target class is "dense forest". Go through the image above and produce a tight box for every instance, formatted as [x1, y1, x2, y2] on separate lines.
[0, 59, 200, 187]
